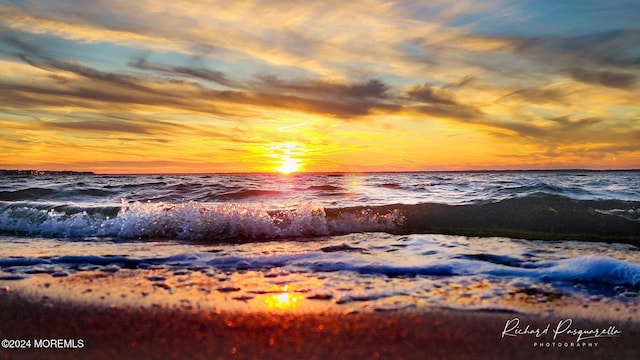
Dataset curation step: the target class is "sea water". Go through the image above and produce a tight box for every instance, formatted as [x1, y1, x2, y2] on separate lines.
[0, 171, 638, 314]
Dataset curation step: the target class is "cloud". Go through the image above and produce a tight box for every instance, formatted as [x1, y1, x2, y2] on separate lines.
[3, 28, 636, 151]
[548, 115, 602, 129]
[3, 34, 154, 92]
[26, 54, 152, 92]
[38, 119, 153, 134]
[501, 87, 570, 104]
[0, 2, 206, 56]
[254, 75, 389, 100]
[409, 104, 482, 122]
[564, 67, 636, 90]
[407, 84, 457, 105]
[235, 90, 400, 118]
[129, 56, 234, 88]
[403, 83, 486, 123]
[2, 52, 397, 121]
[1, 31, 405, 120]
[555, 30, 640, 68]
[508, 29, 640, 73]
[34, 115, 203, 137]
[482, 119, 548, 139]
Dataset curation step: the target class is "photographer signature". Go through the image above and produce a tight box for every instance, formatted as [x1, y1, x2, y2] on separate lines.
[501, 318, 622, 342]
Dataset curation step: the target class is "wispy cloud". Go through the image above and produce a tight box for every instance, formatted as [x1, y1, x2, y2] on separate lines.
[564, 67, 636, 90]
[254, 75, 390, 100]
[501, 87, 571, 105]
[129, 55, 235, 88]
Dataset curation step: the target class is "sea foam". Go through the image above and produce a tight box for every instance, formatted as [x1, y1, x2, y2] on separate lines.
[0, 200, 402, 241]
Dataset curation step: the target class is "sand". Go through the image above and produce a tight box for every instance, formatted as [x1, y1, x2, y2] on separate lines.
[1, 285, 639, 360]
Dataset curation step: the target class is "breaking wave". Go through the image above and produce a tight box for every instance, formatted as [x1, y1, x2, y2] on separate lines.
[0, 200, 402, 241]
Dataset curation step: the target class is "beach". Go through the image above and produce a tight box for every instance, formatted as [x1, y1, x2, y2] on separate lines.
[2, 286, 639, 360]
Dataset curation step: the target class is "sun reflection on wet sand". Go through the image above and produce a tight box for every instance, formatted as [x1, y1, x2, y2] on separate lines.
[264, 285, 304, 311]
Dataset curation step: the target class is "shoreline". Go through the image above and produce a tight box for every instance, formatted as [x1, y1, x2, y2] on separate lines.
[1, 288, 639, 360]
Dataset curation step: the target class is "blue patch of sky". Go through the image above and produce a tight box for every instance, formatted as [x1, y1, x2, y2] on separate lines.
[392, 2, 449, 23]
[240, 59, 320, 81]
[449, 0, 640, 38]
[0, 30, 135, 71]
[5, 0, 28, 6]
[397, 39, 435, 64]
[0, 30, 322, 89]
[381, 73, 420, 89]
[136, 51, 235, 74]
[0, 29, 249, 86]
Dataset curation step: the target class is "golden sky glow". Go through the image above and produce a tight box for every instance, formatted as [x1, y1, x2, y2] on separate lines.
[1, 1, 639, 173]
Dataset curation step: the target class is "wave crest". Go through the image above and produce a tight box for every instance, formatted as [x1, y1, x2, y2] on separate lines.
[0, 200, 403, 242]
[2, 194, 638, 243]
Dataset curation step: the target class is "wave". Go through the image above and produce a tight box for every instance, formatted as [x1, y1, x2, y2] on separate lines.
[104, 181, 168, 189]
[0, 200, 401, 241]
[217, 189, 283, 200]
[495, 182, 592, 198]
[1, 194, 638, 243]
[0, 187, 114, 201]
[327, 193, 640, 243]
[379, 183, 402, 189]
[0, 188, 57, 201]
[1, 248, 638, 288]
[306, 185, 346, 191]
[335, 255, 640, 287]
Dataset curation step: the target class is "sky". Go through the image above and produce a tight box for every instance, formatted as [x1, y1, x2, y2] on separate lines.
[1, 0, 639, 173]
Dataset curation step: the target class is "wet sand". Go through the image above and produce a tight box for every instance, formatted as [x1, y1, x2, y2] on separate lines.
[1, 287, 639, 360]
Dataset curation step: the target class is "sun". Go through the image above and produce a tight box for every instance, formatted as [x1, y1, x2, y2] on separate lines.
[272, 141, 305, 174]
[276, 156, 301, 174]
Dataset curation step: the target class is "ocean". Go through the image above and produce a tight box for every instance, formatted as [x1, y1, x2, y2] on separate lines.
[1, 171, 639, 314]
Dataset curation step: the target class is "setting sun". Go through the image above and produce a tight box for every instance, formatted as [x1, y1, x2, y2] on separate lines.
[276, 157, 301, 174]
[273, 142, 304, 174]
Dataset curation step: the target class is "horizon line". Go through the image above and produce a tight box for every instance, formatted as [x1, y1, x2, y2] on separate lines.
[2, 168, 639, 176]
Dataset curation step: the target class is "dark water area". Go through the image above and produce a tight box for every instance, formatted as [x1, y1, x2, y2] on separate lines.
[337, 194, 640, 243]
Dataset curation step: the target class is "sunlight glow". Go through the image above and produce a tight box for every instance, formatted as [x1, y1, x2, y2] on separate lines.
[273, 142, 304, 174]
[276, 157, 302, 174]
[264, 285, 304, 310]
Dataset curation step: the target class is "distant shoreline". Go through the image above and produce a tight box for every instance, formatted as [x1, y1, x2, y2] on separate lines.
[0, 170, 95, 176]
